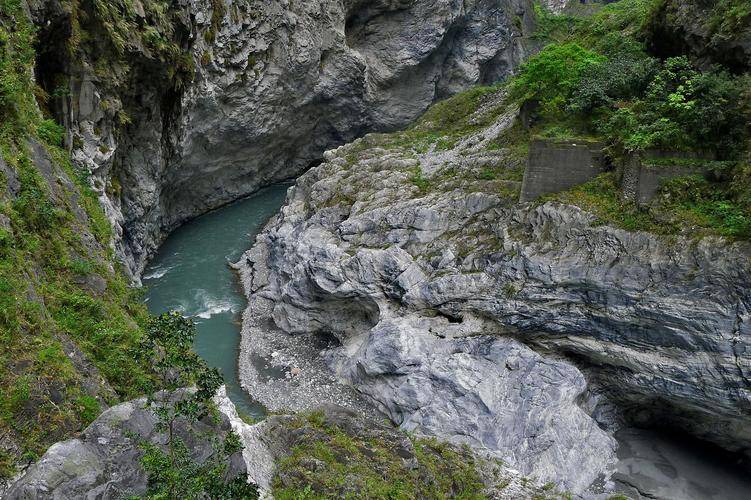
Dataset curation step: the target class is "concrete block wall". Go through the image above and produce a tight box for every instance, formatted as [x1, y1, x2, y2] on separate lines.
[519, 138, 714, 205]
[622, 151, 713, 205]
[519, 139, 606, 202]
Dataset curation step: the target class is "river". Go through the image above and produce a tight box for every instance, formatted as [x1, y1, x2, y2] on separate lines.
[143, 184, 290, 420]
[142, 183, 751, 499]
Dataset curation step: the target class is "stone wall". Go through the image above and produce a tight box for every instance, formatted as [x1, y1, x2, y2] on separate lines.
[519, 139, 605, 202]
[519, 139, 714, 205]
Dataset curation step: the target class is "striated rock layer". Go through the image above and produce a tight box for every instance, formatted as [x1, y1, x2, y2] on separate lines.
[30, 0, 538, 280]
[235, 88, 751, 492]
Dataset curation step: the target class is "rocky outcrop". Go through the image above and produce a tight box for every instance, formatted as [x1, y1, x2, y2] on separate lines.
[228, 402, 557, 499]
[5, 388, 247, 499]
[29, 0, 539, 280]
[7, 388, 551, 499]
[647, 0, 751, 72]
[235, 87, 751, 493]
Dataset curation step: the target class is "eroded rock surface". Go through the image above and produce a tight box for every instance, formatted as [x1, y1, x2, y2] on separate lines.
[30, 0, 538, 279]
[5, 388, 246, 499]
[7, 388, 550, 499]
[230, 402, 557, 499]
[235, 88, 751, 493]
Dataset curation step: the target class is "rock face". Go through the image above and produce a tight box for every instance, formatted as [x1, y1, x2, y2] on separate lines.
[5, 388, 247, 499]
[7, 389, 550, 499]
[30, 0, 538, 280]
[235, 88, 751, 493]
[228, 402, 555, 499]
[648, 0, 751, 72]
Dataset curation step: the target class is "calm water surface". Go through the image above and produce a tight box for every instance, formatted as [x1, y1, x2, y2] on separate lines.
[143, 184, 290, 419]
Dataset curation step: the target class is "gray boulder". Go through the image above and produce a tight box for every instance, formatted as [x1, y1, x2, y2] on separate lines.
[5, 389, 247, 499]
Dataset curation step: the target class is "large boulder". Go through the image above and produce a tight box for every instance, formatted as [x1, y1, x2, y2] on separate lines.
[5, 389, 247, 499]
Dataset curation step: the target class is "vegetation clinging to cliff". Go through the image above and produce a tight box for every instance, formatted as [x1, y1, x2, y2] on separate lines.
[518, 0, 751, 239]
[521, 1, 751, 157]
[0, 0, 167, 479]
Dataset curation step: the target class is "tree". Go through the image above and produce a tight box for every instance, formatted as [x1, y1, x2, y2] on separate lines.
[134, 312, 258, 499]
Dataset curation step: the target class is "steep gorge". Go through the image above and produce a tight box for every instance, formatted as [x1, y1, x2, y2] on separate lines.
[3, 0, 751, 497]
[32, 0, 540, 281]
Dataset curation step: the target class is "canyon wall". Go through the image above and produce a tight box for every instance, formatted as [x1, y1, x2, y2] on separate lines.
[234, 90, 751, 493]
[31, 0, 538, 280]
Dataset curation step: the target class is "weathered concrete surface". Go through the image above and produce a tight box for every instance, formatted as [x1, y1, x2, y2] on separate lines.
[621, 153, 712, 205]
[520, 139, 606, 202]
[235, 88, 751, 493]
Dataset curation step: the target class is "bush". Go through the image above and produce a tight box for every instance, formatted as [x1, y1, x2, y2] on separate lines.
[134, 312, 258, 499]
[568, 42, 657, 113]
[37, 119, 65, 146]
[511, 43, 606, 116]
[596, 57, 750, 154]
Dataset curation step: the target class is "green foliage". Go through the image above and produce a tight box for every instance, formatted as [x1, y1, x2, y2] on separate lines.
[547, 170, 751, 240]
[510, 43, 606, 116]
[0, 0, 204, 481]
[134, 312, 257, 499]
[515, 41, 749, 156]
[272, 413, 489, 500]
[531, 2, 585, 42]
[0, 138, 149, 479]
[595, 57, 750, 154]
[75, 395, 101, 426]
[380, 84, 506, 153]
[0, 0, 39, 139]
[12, 156, 63, 231]
[708, 0, 751, 39]
[409, 168, 431, 193]
[512, 0, 751, 239]
[139, 438, 258, 500]
[37, 120, 65, 147]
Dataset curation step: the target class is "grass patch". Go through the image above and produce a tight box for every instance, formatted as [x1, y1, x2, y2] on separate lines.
[546, 171, 751, 239]
[272, 413, 489, 500]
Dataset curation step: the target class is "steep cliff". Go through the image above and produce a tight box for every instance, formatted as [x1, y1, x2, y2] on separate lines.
[8, 388, 562, 499]
[2, 0, 541, 486]
[234, 85, 751, 494]
[0, 0, 164, 483]
[647, 0, 751, 72]
[32, 0, 540, 280]
[232, 2, 751, 491]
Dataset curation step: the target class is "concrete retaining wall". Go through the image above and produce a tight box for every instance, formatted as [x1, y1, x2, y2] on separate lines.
[519, 139, 606, 202]
[519, 139, 713, 205]
[622, 151, 714, 205]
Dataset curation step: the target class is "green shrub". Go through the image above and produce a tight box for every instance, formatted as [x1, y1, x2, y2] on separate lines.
[596, 57, 750, 154]
[37, 119, 65, 146]
[75, 395, 101, 426]
[134, 312, 258, 499]
[510, 43, 606, 116]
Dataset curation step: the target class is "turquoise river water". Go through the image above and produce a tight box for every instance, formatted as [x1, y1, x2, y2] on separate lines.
[143, 183, 751, 499]
[143, 184, 290, 419]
